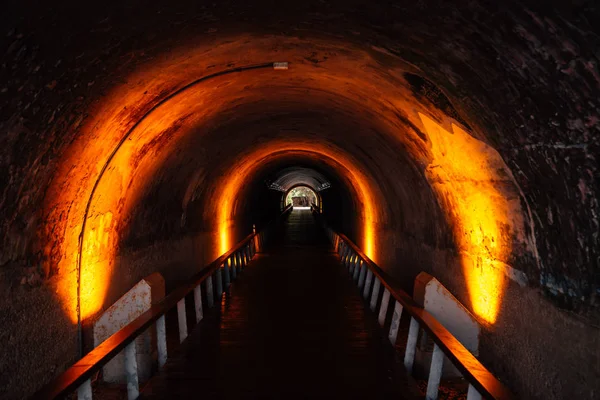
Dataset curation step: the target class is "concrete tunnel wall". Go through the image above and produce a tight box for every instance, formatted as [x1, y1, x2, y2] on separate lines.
[0, 1, 599, 399]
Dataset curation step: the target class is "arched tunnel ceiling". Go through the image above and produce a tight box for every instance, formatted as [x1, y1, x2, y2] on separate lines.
[267, 167, 331, 192]
[2, 0, 597, 306]
[1, 1, 599, 399]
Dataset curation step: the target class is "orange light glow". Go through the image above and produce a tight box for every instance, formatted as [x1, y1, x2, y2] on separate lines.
[54, 83, 203, 322]
[47, 34, 425, 325]
[79, 212, 115, 319]
[216, 142, 377, 262]
[420, 113, 510, 324]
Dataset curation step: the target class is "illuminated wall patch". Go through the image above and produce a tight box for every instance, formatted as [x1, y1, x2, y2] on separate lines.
[419, 113, 521, 324]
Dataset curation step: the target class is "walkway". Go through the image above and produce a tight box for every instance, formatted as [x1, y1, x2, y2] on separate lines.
[140, 209, 419, 399]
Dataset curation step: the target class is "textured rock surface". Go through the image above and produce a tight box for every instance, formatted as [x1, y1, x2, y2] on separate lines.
[0, 0, 598, 399]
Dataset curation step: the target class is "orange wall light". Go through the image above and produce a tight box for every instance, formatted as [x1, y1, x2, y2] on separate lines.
[215, 142, 378, 262]
[420, 113, 511, 324]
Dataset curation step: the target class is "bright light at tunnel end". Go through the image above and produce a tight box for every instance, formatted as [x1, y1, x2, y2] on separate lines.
[216, 144, 378, 266]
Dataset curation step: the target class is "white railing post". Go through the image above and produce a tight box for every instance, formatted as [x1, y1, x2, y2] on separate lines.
[388, 301, 403, 345]
[193, 284, 203, 323]
[216, 266, 224, 298]
[177, 299, 187, 343]
[156, 315, 167, 368]
[370, 278, 381, 312]
[358, 261, 367, 289]
[404, 317, 420, 373]
[354, 259, 362, 282]
[426, 344, 445, 400]
[231, 256, 237, 280]
[467, 384, 483, 400]
[378, 288, 390, 326]
[77, 379, 92, 400]
[206, 275, 214, 308]
[363, 269, 373, 299]
[124, 341, 139, 400]
[224, 261, 231, 288]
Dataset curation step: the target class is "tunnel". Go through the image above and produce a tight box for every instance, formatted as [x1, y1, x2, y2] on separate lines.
[0, 0, 599, 399]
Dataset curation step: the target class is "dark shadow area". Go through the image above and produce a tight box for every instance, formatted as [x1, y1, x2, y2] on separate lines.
[140, 210, 421, 399]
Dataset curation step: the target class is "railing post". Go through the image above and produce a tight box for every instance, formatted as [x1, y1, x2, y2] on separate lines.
[77, 379, 92, 400]
[388, 301, 403, 345]
[224, 260, 231, 288]
[353, 258, 361, 281]
[237, 252, 243, 272]
[370, 278, 381, 311]
[156, 315, 167, 368]
[467, 384, 483, 400]
[378, 288, 390, 326]
[426, 344, 445, 400]
[363, 268, 373, 299]
[348, 254, 355, 275]
[216, 266, 224, 298]
[404, 317, 420, 373]
[177, 299, 188, 343]
[206, 275, 214, 308]
[231, 256, 237, 280]
[358, 261, 367, 289]
[193, 284, 203, 323]
[124, 341, 139, 400]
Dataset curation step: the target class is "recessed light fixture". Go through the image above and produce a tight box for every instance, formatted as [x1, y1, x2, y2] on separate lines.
[273, 62, 289, 70]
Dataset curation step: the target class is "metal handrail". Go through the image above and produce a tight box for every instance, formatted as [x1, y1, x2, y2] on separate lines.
[311, 207, 514, 400]
[32, 204, 293, 400]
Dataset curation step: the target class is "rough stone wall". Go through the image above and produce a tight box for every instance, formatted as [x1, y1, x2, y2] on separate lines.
[0, 1, 598, 399]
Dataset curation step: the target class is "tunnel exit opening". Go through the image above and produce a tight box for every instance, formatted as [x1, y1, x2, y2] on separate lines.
[284, 185, 319, 210]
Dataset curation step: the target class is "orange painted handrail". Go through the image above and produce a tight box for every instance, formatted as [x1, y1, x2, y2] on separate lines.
[32, 204, 293, 400]
[314, 209, 514, 400]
